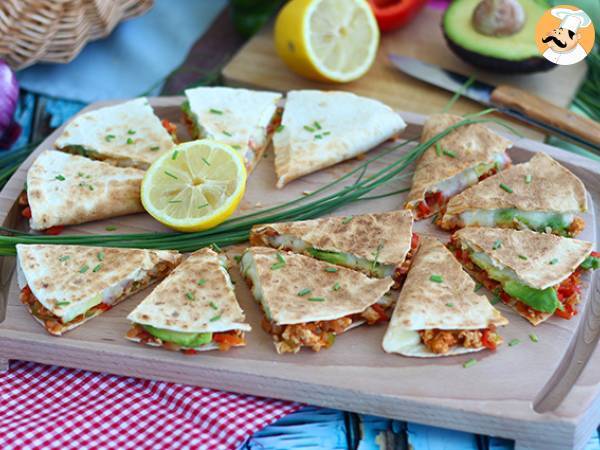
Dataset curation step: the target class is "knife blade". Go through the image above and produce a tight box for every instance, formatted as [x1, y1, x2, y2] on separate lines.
[388, 54, 600, 154]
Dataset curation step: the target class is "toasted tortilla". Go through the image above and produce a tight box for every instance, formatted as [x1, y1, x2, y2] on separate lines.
[127, 248, 250, 334]
[54, 98, 175, 169]
[16, 244, 181, 335]
[442, 153, 588, 225]
[240, 247, 394, 325]
[183, 87, 282, 172]
[273, 90, 406, 188]
[454, 228, 593, 290]
[383, 236, 507, 357]
[250, 210, 414, 268]
[26, 150, 145, 230]
[405, 113, 512, 215]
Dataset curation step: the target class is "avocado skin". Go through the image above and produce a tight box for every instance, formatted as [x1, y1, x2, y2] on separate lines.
[443, 32, 555, 74]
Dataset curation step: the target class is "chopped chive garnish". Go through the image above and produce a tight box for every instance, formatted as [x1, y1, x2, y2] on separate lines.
[185, 292, 195, 301]
[209, 108, 223, 115]
[277, 253, 286, 264]
[529, 333, 539, 343]
[442, 149, 456, 158]
[171, 150, 179, 160]
[446, 302, 454, 307]
[97, 251, 104, 261]
[431, 213, 438, 223]
[324, 267, 338, 273]
[198, 203, 209, 209]
[58, 255, 70, 262]
[341, 216, 353, 224]
[308, 297, 325, 302]
[168, 200, 182, 204]
[314, 134, 322, 140]
[435, 143, 441, 156]
[105, 225, 117, 231]
[105, 134, 116, 142]
[164, 171, 178, 179]
[79, 264, 89, 273]
[211, 243, 222, 253]
[88, 185, 94, 191]
[276, 125, 285, 133]
[332, 282, 341, 291]
[92, 264, 102, 273]
[370, 242, 384, 274]
[56, 301, 70, 307]
[474, 283, 483, 292]
[231, 144, 241, 150]
[499, 183, 513, 193]
[297, 288, 312, 297]
[492, 240, 502, 250]
[508, 339, 520, 347]
[222, 130, 232, 137]
[491, 288, 501, 305]
[314, 121, 322, 130]
[234, 255, 242, 263]
[549, 258, 558, 265]
[303, 125, 315, 132]
[430, 274, 443, 283]
[270, 262, 285, 270]
[209, 301, 219, 310]
[150, 146, 160, 151]
[463, 358, 477, 368]
[525, 174, 532, 184]
[197, 279, 206, 286]
[201, 157, 211, 166]
[210, 315, 221, 322]
[127, 129, 136, 135]
[518, 255, 528, 260]
[55, 175, 65, 181]
[322, 131, 331, 136]
[126, 138, 134, 145]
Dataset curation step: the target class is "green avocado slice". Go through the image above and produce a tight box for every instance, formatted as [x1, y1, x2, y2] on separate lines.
[503, 281, 561, 314]
[306, 248, 393, 278]
[142, 325, 212, 347]
[581, 255, 600, 270]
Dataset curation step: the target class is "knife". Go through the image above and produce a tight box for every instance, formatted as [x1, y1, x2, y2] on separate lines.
[388, 54, 600, 154]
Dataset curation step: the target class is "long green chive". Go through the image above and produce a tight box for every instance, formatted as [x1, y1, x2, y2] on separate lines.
[172, 150, 179, 160]
[297, 288, 312, 297]
[201, 157, 211, 166]
[370, 242, 384, 274]
[303, 125, 315, 132]
[164, 171, 178, 180]
[55, 175, 65, 181]
[79, 264, 89, 273]
[210, 314, 221, 322]
[492, 240, 502, 250]
[499, 183, 513, 193]
[92, 264, 102, 273]
[508, 339, 520, 347]
[549, 258, 559, 265]
[308, 297, 325, 302]
[529, 333, 539, 343]
[525, 174, 532, 184]
[324, 267, 338, 273]
[276, 125, 285, 133]
[185, 292, 195, 301]
[56, 301, 70, 307]
[442, 149, 456, 158]
[332, 282, 341, 291]
[211, 243, 222, 253]
[58, 255, 70, 262]
[518, 255, 528, 260]
[209, 108, 223, 115]
[430, 274, 443, 283]
[105, 134, 116, 142]
[209, 301, 218, 310]
[463, 358, 477, 368]
[197, 279, 206, 286]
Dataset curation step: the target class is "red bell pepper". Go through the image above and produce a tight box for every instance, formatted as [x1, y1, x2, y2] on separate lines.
[367, 0, 428, 32]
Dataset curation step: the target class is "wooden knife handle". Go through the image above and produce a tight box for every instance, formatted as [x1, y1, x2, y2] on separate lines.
[490, 85, 600, 146]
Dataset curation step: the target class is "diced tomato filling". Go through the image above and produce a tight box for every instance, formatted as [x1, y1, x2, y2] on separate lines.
[415, 191, 444, 219]
[419, 325, 499, 354]
[213, 330, 246, 351]
[266, 108, 283, 134]
[21, 206, 31, 218]
[394, 232, 420, 288]
[44, 226, 64, 235]
[567, 217, 585, 237]
[161, 119, 177, 138]
[19, 191, 63, 234]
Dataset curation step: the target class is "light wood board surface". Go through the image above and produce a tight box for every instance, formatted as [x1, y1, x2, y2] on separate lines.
[222, 6, 588, 142]
[1, 97, 599, 450]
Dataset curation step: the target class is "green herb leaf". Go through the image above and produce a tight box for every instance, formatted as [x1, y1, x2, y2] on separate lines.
[474, 283, 483, 292]
[231, 144, 241, 150]
[303, 125, 315, 132]
[105, 134, 116, 142]
[324, 267, 338, 273]
[518, 255, 528, 260]
[150, 146, 160, 151]
[56, 301, 70, 307]
[210, 108, 223, 115]
[210, 314, 221, 322]
[209, 301, 219, 310]
[197, 279, 206, 286]
[164, 170, 178, 179]
[314, 134, 322, 140]
[168, 200, 182, 204]
[442, 149, 456, 158]
[270, 262, 285, 270]
[430, 274, 443, 283]
[322, 131, 331, 136]
[127, 129, 136, 135]
[96, 251, 104, 261]
[222, 130, 232, 137]
[549, 258, 559, 265]
[55, 175, 65, 181]
[58, 255, 70, 262]
[277, 253, 286, 264]
[308, 297, 325, 302]
[332, 282, 341, 291]
[341, 216, 353, 224]
[185, 292, 195, 301]
[276, 125, 285, 133]
[529, 333, 539, 343]
[211, 243, 222, 253]
[463, 358, 477, 368]
[172, 150, 179, 160]
[92, 264, 102, 273]
[508, 338, 520, 347]
[525, 174, 532, 184]
[234, 255, 242, 263]
[201, 157, 211, 166]
[313, 121, 322, 130]
[499, 183, 513, 193]
[126, 137, 135, 145]
[79, 264, 89, 273]
[105, 225, 117, 231]
[492, 240, 502, 250]
[297, 288, 312, 297]
[435, 143, 441, 156]
[446, 302, 454, 307]
[198, 203, 209, 209]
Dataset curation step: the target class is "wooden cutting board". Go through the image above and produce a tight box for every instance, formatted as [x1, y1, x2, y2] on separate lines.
[222, 6, 588, 141]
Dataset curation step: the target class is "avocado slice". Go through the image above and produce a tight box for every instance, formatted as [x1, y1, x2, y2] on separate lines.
[443, 0, 555, 73]
[142, 325, 212, 347]
[503, 280, 561, 313]
[306, 248, 393, 278]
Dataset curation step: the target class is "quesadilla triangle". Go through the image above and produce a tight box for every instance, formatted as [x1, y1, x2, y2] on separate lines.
[21, 150, 145, 231]
[16, 244, 181, 336]
[54, 97, 176, 169]
[383, 236, 508, 357]
[449, 228, 599, 326]
[273, 90, 406, 188]
[405, 113, 512, 221]
[240, 247, 395, 354]
[250, 210, 418, 288]
[182, 87, 283, 173]
[126, 248, 251, 354]
[440, 153, 588, 237]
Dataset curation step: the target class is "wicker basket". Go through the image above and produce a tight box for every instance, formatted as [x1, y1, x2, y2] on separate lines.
[0, 0, 154, 70]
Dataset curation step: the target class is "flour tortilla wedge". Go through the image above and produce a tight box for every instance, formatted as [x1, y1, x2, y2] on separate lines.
[405, 113, 512, 219]
[441, 153, 588, 230]
[250, 210, 414, 283]
[126, 248, 250, 352]
[383, 236, 507, 357]
[54, 98, 175, 169]
[25, 150, 145, 230]
[273, 90, 406, 188]
[16, 244, 181, 336]
[182, 87, 282, 172]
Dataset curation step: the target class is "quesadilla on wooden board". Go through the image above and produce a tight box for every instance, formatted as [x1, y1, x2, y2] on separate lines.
[405, 114, 512, 220]
[440, 153, 588, 237]
[240, 247, 394, 354]
[21, 150, 145, 231]
[182, 87, 283, 173]
[127, 248, 250, 353]
[383, 236, 508, 357]
[16, 244, 181, 336]
[250, 210, 418, 288]
[54, 98, 176, 169]
[273, 90, 406, 188]
[449, 228, 599, 326]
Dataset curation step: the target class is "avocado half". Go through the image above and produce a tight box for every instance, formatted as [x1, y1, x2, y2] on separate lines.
[443, 0, 555, 74]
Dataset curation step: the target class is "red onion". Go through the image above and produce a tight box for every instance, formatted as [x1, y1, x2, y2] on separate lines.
[0, 59, 21, 149]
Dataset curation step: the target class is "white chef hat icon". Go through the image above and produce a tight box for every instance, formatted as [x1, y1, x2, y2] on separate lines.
[551, 8, 592, 33]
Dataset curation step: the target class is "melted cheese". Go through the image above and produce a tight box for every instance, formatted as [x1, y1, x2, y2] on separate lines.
[382, 324, 421, 354]
[459, 210, 574, 231]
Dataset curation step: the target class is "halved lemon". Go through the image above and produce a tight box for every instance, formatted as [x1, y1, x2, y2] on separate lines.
[274, 0, 380, 83]
[141, 140, 247, 232]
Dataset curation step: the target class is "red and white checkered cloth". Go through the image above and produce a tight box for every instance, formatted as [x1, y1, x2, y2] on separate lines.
[0, 361, 301, 450]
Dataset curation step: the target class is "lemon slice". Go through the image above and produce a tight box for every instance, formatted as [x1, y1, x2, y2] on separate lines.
[141, 140, 247, 232]
[274, 0, 380, 83]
